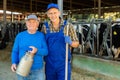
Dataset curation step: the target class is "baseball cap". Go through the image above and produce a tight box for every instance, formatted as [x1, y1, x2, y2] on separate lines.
[26, 14, 38, 20]
[47, 3, 59, 11]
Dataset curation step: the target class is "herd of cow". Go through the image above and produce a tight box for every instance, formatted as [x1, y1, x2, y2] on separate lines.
[1, 19, 120, 60]
[72, 19, 120, 60]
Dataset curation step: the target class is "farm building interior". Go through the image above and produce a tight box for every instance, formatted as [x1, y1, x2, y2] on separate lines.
[0, 0, 120, 80]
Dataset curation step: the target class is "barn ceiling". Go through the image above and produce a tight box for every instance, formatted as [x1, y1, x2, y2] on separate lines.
[0, 0, 120, 13]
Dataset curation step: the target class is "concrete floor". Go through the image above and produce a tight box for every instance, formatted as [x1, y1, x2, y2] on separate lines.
[72, 54, 120, 80]
[0, 43, 120, 80]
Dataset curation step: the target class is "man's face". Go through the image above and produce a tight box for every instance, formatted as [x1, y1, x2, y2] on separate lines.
[26, 19, 39, 32]
[47, 8, 60, 22]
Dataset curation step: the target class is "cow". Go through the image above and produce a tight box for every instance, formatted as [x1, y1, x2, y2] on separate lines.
[111, 23, 120, 60]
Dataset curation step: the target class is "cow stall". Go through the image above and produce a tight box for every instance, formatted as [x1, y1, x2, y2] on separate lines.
[71, 18, 120, 60]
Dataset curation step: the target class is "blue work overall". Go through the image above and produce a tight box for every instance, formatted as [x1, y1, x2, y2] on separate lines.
[44, 21, 71, 80]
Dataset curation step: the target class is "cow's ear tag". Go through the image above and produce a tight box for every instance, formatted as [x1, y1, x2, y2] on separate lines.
[113, 31, 117, 35]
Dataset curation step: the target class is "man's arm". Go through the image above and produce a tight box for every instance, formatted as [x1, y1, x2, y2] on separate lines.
[36, 33, 48, 56]
[71, 41, 79, 48]
[64, 23, 79, 48]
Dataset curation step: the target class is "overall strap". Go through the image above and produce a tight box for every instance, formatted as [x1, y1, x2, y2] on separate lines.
[44, 21, 50, 33]
[61, 20, 67, 31]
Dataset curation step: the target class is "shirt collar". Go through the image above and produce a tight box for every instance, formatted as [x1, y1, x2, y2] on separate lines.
[48, 18, 64, 27]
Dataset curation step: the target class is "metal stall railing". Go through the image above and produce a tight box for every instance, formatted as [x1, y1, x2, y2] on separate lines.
[72, 18, 115, 60]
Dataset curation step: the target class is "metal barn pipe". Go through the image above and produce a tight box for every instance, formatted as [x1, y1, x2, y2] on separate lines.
[57, 0, 63, 18]
[98, 0, 101, 18]
[2, 0, 7, 38]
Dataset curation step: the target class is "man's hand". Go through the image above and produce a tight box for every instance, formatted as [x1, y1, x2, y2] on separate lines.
[64, 36, 72, 45]
[29, 46, 37, 56]
[11, 64, 17, 72]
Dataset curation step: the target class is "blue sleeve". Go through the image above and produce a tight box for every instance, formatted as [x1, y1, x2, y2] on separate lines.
[37, 33, 48, 56]
[11, 35, 19, 64]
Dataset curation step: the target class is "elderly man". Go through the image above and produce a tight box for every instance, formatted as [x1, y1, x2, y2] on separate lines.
[11, 14, 48, 80]
[42, 3, 79, 80]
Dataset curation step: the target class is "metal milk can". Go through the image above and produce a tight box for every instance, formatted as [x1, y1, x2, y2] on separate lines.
[16, 51, 33, 77]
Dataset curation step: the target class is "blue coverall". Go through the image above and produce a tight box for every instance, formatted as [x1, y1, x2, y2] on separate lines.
[44, 22, 71, 80]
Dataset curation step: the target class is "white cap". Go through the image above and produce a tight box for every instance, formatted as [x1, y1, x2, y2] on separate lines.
[26, 14, 38, 20]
